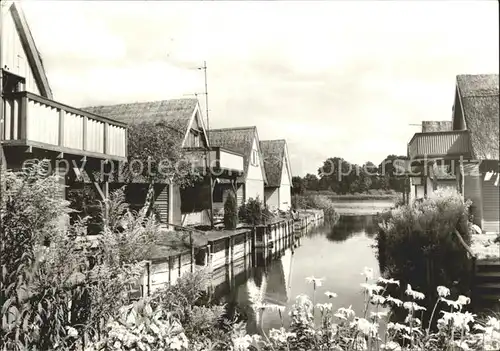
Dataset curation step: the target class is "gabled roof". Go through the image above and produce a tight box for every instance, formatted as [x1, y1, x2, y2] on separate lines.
[82, 98, 207, 146]
[208, 126, 267, 183]
[260, 139, 291, 187]
[456, 74, 499, 160]
[6, 2, 53, 98]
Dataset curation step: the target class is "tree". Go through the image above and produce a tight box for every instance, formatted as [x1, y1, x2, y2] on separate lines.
[292, 176, 305, 195]
[303, 173, 320, 191]
[223, 192, 238, 229]
[127, 120, 202, 188]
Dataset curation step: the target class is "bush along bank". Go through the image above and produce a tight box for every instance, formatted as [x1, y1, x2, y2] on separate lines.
[376, 189, 474, 326]
[292, 194, 340, 225]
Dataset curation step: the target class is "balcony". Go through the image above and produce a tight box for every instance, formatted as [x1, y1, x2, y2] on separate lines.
[209, 147, 244, 175]
[408, 130, 471, 161]
[184, 147, 244, 178]
[1, 91, 127, 161]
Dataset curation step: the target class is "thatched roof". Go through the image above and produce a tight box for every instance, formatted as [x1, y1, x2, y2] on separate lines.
[208, 127, 267, 183]
[456, 74, 499, 160]
[82, 98, 198, 134]
[260, 139, 287, 187]
[421, 121, 452, 133]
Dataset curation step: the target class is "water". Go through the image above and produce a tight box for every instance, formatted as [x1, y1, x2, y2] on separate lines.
[214, 213, 383, 334]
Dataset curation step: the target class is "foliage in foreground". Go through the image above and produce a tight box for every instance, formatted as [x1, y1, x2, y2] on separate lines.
[87, 267, 500, 351]
[0, 163, 162, 350]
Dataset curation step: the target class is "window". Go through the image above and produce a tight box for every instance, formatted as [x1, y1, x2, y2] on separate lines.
[251, 150, 259, 166]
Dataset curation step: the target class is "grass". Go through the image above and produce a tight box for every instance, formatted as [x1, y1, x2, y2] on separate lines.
[304, 190, 400, 201]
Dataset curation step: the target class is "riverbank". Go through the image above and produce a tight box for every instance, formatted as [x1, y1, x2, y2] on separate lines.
[331, 198, 395, 216]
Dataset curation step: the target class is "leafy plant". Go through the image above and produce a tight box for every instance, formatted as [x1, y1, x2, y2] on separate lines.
[0, 162, 162, 350]
[223, 192, 238, 230]
[377, 188, 473, 325]
[238, 197, 263, 225]
[126, 120, 203, 188]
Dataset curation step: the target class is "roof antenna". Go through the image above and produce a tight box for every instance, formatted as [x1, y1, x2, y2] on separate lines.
[186, 61, 210, 141]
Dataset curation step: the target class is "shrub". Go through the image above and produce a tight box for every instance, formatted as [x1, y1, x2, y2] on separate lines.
[292, 194, 340, 225]
[0, 162, 162, 350]
[223, 192, 238, 230]
[238, 197, 263, 225]
[377, 188, 472, 321]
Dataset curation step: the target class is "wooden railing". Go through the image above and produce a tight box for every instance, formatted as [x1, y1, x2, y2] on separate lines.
[408, 130, 471, 160]
[1, 91, 127, 160]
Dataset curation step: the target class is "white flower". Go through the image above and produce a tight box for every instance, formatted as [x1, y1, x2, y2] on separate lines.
[386, 296, 403, 307]
[378, 277, 400, 286]
[233, 335, 253, 351]
[371, 294, 386, 305]
[325, 291, 337, 298]
[316, 303, 333, 312]
[405, 284, 425, 300]
[362, 267, 374, 280]
[403, 301, 427, 312]
[351, 317, 378, 336]
[306, 276, 325, 287]
[456, 295, 471, 306]
[335, 305, 355, 319]
[437, 285, 451, 297]
[361, 283, 384, 296]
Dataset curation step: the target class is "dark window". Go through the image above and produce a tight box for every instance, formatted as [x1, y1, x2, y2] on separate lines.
[213, 185, 224, 202]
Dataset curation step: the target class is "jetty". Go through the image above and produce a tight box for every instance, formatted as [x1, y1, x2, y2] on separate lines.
[139, 210, 324, 295]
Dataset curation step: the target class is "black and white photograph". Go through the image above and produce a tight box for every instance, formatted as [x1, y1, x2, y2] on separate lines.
[0, 0, 499, 350]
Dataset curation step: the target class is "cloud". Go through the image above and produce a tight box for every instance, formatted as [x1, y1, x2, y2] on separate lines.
[20, 0, 499, 175]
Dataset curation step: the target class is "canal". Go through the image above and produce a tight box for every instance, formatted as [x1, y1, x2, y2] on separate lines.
[214, 200, 394, 334]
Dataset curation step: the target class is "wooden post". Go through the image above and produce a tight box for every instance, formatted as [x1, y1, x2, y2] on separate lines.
[168, 256, 172, 285]
[19, 95, 28, 140]
[103, 122, 109, 154]
[209, 175, 214, 229]
[58, 109, 65, 146]
[190, 231, 194, 273]
[82, 116, 88, 151]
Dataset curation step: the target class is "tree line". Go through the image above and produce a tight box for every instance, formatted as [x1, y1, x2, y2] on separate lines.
[292, 155, 408, 195]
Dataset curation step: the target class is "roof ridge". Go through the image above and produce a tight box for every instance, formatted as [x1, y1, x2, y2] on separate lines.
[261, 139, 286, 143]
[82, 97, 198, 110]
[209, 126, 257, 132]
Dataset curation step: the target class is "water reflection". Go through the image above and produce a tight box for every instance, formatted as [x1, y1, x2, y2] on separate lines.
[328, 215, 378, 242]
[212, 215, 382, 333]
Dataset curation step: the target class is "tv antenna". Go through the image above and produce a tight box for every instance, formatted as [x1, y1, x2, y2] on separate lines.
[184, 61, 210, 141]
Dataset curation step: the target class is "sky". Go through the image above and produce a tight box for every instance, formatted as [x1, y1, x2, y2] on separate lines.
[19, 0, 499, 176]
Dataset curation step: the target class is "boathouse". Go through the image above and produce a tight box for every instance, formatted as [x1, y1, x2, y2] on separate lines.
[260, 139, 293, 212]
[83, 99, 244, 228]
[209, 126, 268, 208]
[407, 74, 499, 233]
